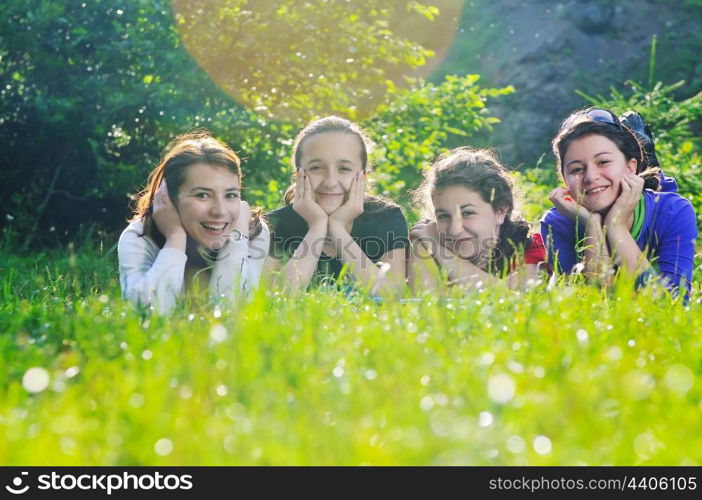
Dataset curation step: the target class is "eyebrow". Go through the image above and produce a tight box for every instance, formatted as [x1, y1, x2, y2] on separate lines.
[435, 204, 475, 213]
[190, 187, 240, 192]
[566, 151, 614, 169]
[306, 159, 354, 165]
[565, 160, 584, 169]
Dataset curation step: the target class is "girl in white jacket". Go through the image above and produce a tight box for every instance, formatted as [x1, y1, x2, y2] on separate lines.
[118, 131, 269, 313]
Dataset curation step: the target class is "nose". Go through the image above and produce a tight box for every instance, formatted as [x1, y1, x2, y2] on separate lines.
[321, 170, 339, 190]
[583, 164, 600, 185]
[448, 214, 463, 237]
[209, 196, 225, 217]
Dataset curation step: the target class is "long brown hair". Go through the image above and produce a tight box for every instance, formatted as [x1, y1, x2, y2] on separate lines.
[414, 147, 531, 275]
[130, 130, 262, 245]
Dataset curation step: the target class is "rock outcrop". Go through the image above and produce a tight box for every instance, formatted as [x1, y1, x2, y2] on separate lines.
[437, 0, 702, 165]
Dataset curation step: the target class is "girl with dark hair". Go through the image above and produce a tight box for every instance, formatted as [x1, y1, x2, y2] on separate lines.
[118, 131, 269, 313]
[264, 116, 408, 295]
[409, 147, 546, 292]
[540, 107, 697, 295]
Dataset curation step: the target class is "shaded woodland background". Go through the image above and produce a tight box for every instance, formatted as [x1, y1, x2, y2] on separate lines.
[2, 0, 702, 248]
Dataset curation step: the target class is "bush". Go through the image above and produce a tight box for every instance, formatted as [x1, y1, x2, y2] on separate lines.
[367, 75, 513, 219]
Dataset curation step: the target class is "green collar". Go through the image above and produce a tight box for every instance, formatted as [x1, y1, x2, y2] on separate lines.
[575, 195, 646, 261]
[630, 195, 645, 241]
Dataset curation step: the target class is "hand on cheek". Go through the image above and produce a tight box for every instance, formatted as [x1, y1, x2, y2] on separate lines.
[409, 219, 439, 255]
[292, 172, 329, 231]
[329, 172, 365, 231]
[152, 181, 186, 240]
[549, 186, 592, 224]
[605, 173, 643, 229]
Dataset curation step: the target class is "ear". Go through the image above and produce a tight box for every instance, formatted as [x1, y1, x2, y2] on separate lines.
[496, 205, 508, 226]
[627, 157, 638, 174]
[167, 188, 180, 209]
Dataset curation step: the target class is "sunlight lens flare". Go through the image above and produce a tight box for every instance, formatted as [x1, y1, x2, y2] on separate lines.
[173, 0, 463, 121]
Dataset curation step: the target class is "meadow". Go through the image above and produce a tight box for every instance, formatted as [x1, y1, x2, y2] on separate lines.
[1, 244, 701, 465]
[3, 0, 702, 467]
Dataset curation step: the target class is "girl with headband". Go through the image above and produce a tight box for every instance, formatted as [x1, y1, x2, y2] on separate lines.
[541, 107, 697, 296]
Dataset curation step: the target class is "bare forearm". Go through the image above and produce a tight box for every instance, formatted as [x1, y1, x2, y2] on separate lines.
[583, 217, 610, 281]
[408, 243, 440, 294]
[453, 262, 497, 288]
[279, 225, 326, 290]
[606, 225, 650, 275]
[505, 263, 540, 290]
[163, 230, 187, 252]
[433, 250, 500, 289]
[330, 223, 403, 296]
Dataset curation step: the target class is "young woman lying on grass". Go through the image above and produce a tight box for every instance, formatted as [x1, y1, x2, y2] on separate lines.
[408, 147, 546, 293]
[540, 107, 697, 296]
[118, 131, 269, 313]
[264, 116, 408, 296]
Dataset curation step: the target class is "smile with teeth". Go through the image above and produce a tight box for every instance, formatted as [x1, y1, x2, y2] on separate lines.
[585, 186, 608, 195]
[201, 222, 228, 233]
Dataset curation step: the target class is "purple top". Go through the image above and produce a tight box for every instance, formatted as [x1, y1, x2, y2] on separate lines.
[540, 190, 698, 294]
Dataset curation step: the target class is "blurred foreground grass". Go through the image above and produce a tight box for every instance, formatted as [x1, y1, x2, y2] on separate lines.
[1, 245, 701, 465]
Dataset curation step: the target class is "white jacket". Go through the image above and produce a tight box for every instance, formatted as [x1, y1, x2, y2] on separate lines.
[118, 219, 270, 313]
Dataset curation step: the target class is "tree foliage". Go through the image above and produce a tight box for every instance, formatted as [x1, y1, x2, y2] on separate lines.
[368, 75, 513, 212]
[0, 0, 511, 248]
[173, 0, 463, 122]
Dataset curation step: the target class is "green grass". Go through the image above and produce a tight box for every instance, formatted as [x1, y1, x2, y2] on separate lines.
[1, 245, 701, 465]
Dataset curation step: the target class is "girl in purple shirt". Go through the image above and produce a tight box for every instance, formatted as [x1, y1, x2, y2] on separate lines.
[540, 108, 697, 296]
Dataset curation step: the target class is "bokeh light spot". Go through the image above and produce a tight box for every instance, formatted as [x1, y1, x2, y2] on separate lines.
[664, 365, 694, 395]
[488, 373, 515, 404]
[154, 438, 174, 456]
[22, 367, 50, 394]
[210, 323, 229, 344]
[533, 435, 552, 455]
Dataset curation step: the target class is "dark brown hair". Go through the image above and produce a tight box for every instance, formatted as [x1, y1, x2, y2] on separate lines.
[130, 130, 262, 245]
[414, 147, 531, 275]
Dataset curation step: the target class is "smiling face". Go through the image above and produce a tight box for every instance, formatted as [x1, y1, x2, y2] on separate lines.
[298, 131, 364, 214]
[176, 163, 241, 250]
[562, 134, 638, 213]
[433, 185, 507, 262]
